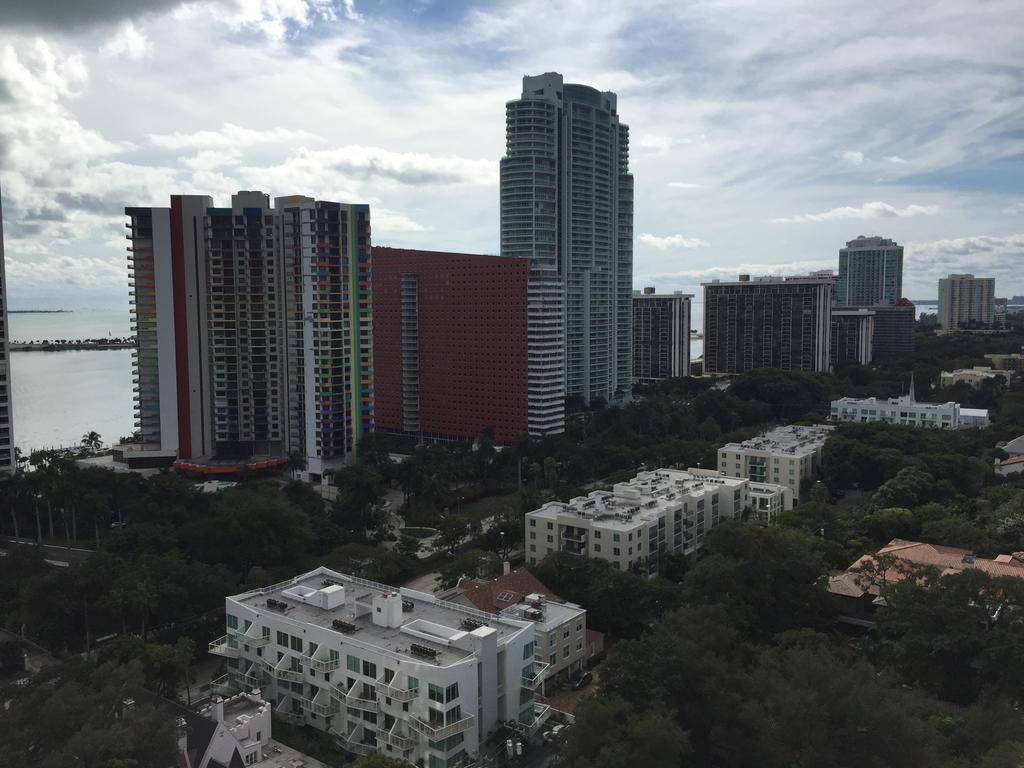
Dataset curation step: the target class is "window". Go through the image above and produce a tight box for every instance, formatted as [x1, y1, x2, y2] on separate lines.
[446, 683, 459, 702]
[613, 547, 620, 556]
[547, 522, 553, 530]
[529, 519, 536, 527]
[277, 631, 289, 647]
[593, 530, 601, 539]
[429, 683, 445, 703]
[563, 646, 570, 658]
[362, 660, 377, 678]
[612, 533, 620, 542]
[576, 623, 582, 632]
[227, 614, 239, 630]
[549, 653, 556, 665]
[290, 636, 302, 652]
[346, 655, 360, 673]
[562, 629, 570, 639]
[523, 642, 534, 660]
[497, 591, 515, 601]
[407, 676, 419, 692]
[546, 535, 553, 543]
[594, 544, 601, 552]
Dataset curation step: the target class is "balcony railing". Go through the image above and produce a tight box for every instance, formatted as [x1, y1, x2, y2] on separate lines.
[408, 712, 475, 740]
[208, 635, 240, 658]
[345, 690, 380, 712]
[310, 656, 341, 673]
[209, 674, 235, 697]
[379, 728, 418, 750]
[275, 667, 305, 683]
[375, 678, 419, 702]
[521, 661, 550, 689]
[520, 703, 552, 738]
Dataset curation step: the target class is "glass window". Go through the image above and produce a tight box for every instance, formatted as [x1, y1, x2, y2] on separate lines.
[362, 660, 377, 678]
[523, 642, 534, 660]
[277, 631, 289, 647]
[290, 636, 302, 652]
[346, 655, 360, 673]
[227, 614, 238, 630]
[407, 676, 419, 692]
[429, 683, 445, 703]
[445, 683, 459, 702]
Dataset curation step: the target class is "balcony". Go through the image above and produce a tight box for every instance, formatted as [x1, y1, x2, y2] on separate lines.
[209, 674, 235, 697]
[309, 655, 340, 673]
[345, 690, 380, 712]
[375, 677, 418, 702]
[520, 703, 553, 738]
[521, 661, 550, 689]
[208, 635, 240, 659]
[408, 712, 475, 740]
[275, 666, 305, 683]
[379, 728, 418, 750]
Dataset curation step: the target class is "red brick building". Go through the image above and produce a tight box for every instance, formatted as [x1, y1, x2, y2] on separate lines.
[372, 247, 530, 443]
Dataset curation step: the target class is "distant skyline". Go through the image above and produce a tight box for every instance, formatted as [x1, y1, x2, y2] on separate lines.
[0, 0, 1022, 310]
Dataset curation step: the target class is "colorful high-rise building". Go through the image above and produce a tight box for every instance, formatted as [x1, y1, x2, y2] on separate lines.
[501, 72, 633, 412]
[372, 247, 530, 443]
[124, 192, 372, 480]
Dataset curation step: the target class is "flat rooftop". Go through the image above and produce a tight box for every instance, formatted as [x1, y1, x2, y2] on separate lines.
[232, 568, 525, 667]
[529, 468, 744, 529]
[831, 395, 956, 409]
[720, 424, 833, 456]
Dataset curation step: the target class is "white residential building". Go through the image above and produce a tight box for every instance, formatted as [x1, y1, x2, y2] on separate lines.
[210, 568, 547, 767]
[940, 367, 1012, 389]
[525, 468, 789, 575]
[718, 425, 833, 504]
[937, 273, 996, 331]
[830, 391, 988, 429]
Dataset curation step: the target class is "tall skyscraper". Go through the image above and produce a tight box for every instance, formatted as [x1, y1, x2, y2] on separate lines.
[125, 192, 372, 481]
[830, 308, 875, 366]
[0, 188, 14, 473]
[836, 236, 903, 306]
[501, 72, 633, 411]
[871, 299, 916, 356]
[938, 273, 996, 331]
[703, 274, 834, 374]
[373, 247, 533, 443]
[632, 287, 692, 384]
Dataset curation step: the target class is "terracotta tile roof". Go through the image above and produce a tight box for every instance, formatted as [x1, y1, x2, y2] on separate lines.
[456, 568, 559, 613]
[1000, 455, 1024, 466]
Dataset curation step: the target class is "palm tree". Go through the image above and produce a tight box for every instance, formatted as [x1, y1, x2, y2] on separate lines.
[80, 431, 103, 454]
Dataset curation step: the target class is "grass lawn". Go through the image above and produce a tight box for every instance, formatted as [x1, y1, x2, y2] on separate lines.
[400, 527, 437, 539]
[460, 492, 520, 521]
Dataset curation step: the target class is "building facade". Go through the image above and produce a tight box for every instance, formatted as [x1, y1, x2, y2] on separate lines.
[525, 468, 789, 575]
[125, 192, 372, 480]
[210, 568, 548, 766]
[985, 351, 1024, 372]
[829, 391, 989, 429]
[938, 273, 996, 331]
[836, 236, 903, 306]
[717, 425, 833, 504]
[830, 308, 875, 366]
[703, 274, 834, 374]
[940, 367, 1012, 389]
[871, 299, 916, 356]
[0, 188, 14, 472]
[632, 288, 692, 384]
[501, 72, 633, 407]
[372, 248, 537, 443]
[455, 568, 590, 682]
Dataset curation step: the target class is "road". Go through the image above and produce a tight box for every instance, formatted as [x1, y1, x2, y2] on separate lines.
[0, 537, 94, 566]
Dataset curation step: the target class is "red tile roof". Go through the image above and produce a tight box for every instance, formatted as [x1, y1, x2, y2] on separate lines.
[457, 568, 559, 613]
[1000, 455, 1024, 466]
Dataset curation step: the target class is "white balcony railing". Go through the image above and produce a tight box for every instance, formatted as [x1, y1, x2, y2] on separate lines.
[408, 712, 475, 740]
[208, 635, 240, 658]
[521, 661, 550, 689]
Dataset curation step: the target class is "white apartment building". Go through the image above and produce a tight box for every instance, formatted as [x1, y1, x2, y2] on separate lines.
[830, 392, 989, 429]
[210, 568, 548, 767]
[525, 468, 788, 575]
[718, 425, 833, 505]
[938, 273, 996, 331]
[940, 367, 1011, 389]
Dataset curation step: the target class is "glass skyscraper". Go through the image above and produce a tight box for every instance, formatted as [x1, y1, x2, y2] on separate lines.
[836, 236, 903, 306]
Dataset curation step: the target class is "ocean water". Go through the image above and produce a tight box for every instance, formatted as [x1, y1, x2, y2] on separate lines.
[7, 309, 134, 453]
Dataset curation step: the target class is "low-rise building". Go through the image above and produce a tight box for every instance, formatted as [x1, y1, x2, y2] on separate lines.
[939, 367, 1011, 389]
[454, 568, 592, 682]
[830, 391, 988, 429]
[984, 351, 1024, 372]
[525, 468, 789, 575]
[828, 538, 1024, 627]
[209, 567, 549, 766]
[717, 425, 833, 504]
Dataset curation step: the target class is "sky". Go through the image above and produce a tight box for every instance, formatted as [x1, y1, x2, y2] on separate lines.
[0, 0, 1022, 310]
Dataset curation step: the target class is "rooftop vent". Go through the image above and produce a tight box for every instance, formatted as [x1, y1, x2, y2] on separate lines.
[461, 618, 486, 632]
[266, 598, 288, 611]
[332, 619, 358, 634]
[402, 599, 415, 612]
[409, 643, 439, 660]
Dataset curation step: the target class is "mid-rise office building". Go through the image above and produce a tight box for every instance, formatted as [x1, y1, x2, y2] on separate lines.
[373, 247, 551, 442]
[718, 425, 833, 504]
[501, 72, 633, 407]
[871, 299, 916, 356]
[632, 287, 692, 384]
[837, 236, 903, 306]
[525, 468, 789, 574]
[210, 567, 549, 765]
[831, 391, 989, 429]
[125, 192, 372, 480]
[984, 351, 1024, 372]
[703, 274, 834, 374]
[938, 273, 996, 331]
[0, 188, 13, 472]
[831, 308, 875, 366]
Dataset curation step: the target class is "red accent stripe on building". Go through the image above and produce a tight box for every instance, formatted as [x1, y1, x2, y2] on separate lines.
[169, 196, 192, 459]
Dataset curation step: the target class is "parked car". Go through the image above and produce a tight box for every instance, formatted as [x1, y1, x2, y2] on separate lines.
[572, 671, 593, 690]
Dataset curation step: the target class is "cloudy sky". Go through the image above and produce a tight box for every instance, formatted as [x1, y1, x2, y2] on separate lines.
[1, 0, 1022, 310]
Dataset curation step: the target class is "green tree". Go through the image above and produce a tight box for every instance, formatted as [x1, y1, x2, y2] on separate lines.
[80, 430, 103, 453]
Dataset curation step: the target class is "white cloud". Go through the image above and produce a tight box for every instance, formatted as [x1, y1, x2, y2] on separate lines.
[667, 181, 701, 189]
[639, 234, 710, 250]
[639, 134, 674, 155]
[100, 21, 151, 61]
[148, 122, 321, 150]
[772, 201, 940, 224]
[840, 150, 865, 165]
[374, 208, 432, 233]
[884, 155, 907, 164]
